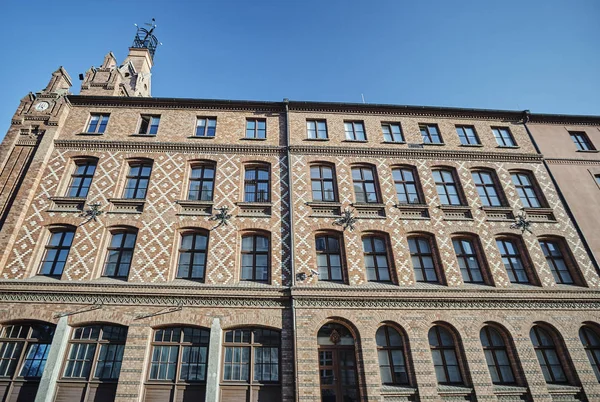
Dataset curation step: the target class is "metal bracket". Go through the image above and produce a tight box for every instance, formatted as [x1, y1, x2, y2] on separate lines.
[209, 206, 232, 229]
[79, 202, 103, 226]
[332, 207, 357, 232]
[54, 302, 103, 318]
[510, 210, 533, 233]
[134, 303, 183, 320]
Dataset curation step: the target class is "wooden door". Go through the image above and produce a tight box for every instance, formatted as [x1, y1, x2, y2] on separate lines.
[318, 347, 359, 402]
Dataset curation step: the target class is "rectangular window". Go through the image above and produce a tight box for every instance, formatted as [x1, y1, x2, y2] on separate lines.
[419, 124, 443, 144]
[455, 125, 480, 145]
[86, 114, 109, 134]
[570, 131, 595, 151]
[138, 115, 160, 135]
[246, 119, 266, 139]
[344, 121, 366, 141]
[392, 167, 421, 204]
[433, 169, 462, 206]
[196, 117, 217, 137]
[409, 237, 438, 283]
[39, 230, 75, 277]
[492, 127, 516, 147]
[307, 120, 328, 139]
[382, 123, 404, 143]
[352, 167, 379, 203]
[124, 163, 152, 199]
[511, 172, 542, 208]
[496, 239, 529, 283]
[103, 232, 137, 279]
[67, 161, 97, 198]
[244, 167, 270, 202]
[310, 165, 336, 202]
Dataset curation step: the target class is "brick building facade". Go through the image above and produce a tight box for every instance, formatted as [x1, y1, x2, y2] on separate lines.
[0, 30, 599, 402]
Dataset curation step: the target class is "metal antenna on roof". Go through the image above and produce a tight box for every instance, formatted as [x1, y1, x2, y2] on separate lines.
[361, 94, 366, 104]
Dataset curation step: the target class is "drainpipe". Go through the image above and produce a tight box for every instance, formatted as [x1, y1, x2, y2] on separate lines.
[521, 110, 600, 275]
[283, 98, 300, 401]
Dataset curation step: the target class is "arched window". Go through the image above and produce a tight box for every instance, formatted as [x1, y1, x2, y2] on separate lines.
[392, 166, 422, 204]
[244, 166, 270, 202]
[539, 238, 577, 285]
[471, 170, 504, 207]
[221, 328, 280, 401]
[0, 322, 55, 402]
[103, 228, 138, 279]
[376, 326, 409, 385]
[579, 326, 600, 381]
[496, 237, 532, 284]
[432, 168, 463, 206]
[124, 161, 153, 199]
[315, 234, 344, 282]
[56, 324, 127, 401]
[452, 236, 486, 284]
[241, 234, 269, 282]
[177, 231, 209, 281]
[188, 164, 215, 201]
[39, 227, 76, 278]
[351, 166, 380, 203]
[510, 171, 546, 208]
[67, 159, 97, 198]
[145, 327, 210, 402]
[480, 326, 516, 384]
[362, 235, 392, 282]
[408, 235, 439, 283]
[310, 164, 337, 202]
[530, 325, 568, 384]
[428, 325, 464, 385]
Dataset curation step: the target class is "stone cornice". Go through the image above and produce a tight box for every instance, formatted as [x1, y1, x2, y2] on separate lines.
[289, 145, 543, 163]
[528, 115, 600, 126]
[54, 139, 285, 155]
[545, 158, 600, 165]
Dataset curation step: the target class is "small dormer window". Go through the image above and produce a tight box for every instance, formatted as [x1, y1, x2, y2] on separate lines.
[138, 115, 160, 135]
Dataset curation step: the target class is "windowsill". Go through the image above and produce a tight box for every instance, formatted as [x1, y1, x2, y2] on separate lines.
[306, 201, 341, 206]
[546, 383, 582, 396]
[576, 149, 599, 153]
[496, 145, 520, 149]
[394, 203, 430, 219]
[130, 133, 157, 137]
[188, 135, 216, 139]
[439, 205, 473, 221]
[177, 199, 214, 206]
[237, 201, 272, 206]
[437, 384, 473, 395]
[394, 202, 427, 209]
[240, 137, 267, 141]
[381, 141, 406, 144]
[521, 207, 556, 222]
[380, 384, 417, 396]
[108, 198, 146, 214]
[305, 138, 330, 141]
[76, 132, 104, 136]
[422, 142, 445, 146]
[342, 139, 368, 143]
[351, 202, 386, 218]
[492, 384, 528, 396]
[459, 143, 483, 147]
[236, 202, 272, 217]
[176, 200, 213, 216]
[481, 206, 515, 222]
[48, 196, 87, 212]
[100, 276, 128, 282]
[351, 202, 385, 208]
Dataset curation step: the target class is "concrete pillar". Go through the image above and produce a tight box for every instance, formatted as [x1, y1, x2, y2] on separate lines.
[205, 317, 223, 402]
[35, 316, 70, 402]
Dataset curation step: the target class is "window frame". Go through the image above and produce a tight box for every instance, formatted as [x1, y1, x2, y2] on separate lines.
[432, 168, 464, 206]
[530, 325, 570, 384]
[67, 159, 98, 198]
[344, 121, 366, 141]
[362, 234, 393, 283]
[85, 114, 109, 134]
[480, 326, 517, 385]
[495, 237, 534, 285]
[351, 165, 380, 204]
[376, 325, 410, 385]
[138, 114, 161, 136]
[310, 164, 337, 202]
[0, 322, 55, 382]
[538, 238, 578, 285]
[510, 171, 546, 208]
[392, 166, 423, 205]
[187, 163, 215, 201]
[381, 123, 404, 143]
[102, 229, 138, 279]
[471, 169, 505, 207]
[492, 127, 517, 147]
[245, 118, 267, 140]
[39, 227, 76, 278]
[428, 325, 465, 385]
[306, 120, 328, 140]
[579, 325, 600, 382]
[569, 131, 595, 151]
[452, 236, 487, 284]
[240, 233, 270, 283]
[243, 165, 270, 203]
[177, 230, 209, 281]
[123, 161, 153, 199]
[455, 125, 480, 145]
[315, 233, 345, 283]
[408, 235, 441, 284]
[419, 123, 443, 144]
[195, 117, 217, 138]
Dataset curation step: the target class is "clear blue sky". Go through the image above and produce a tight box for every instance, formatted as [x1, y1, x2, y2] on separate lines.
[1, 0, 599, 136]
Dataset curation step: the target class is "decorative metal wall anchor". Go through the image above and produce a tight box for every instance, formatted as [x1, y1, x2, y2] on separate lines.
[80, 202, 103, 225]
[333, 207, 357, 232]
[54, 302, 103, 318]
[134, 303, 183, 320]
[210, 206, 232, 228]
[510, 211, 533, 233]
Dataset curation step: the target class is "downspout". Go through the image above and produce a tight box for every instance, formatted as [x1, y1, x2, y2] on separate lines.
[283, 98, 300, 401]
[521, 110, 600, 275]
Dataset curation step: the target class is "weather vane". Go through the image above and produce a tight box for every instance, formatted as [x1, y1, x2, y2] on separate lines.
[132, 18, 161, 59]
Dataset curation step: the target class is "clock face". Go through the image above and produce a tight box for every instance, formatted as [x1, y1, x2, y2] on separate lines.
[35, 101, 49, 111]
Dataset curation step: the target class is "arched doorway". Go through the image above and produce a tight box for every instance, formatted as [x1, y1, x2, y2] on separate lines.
[317, 323, 359, 402]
